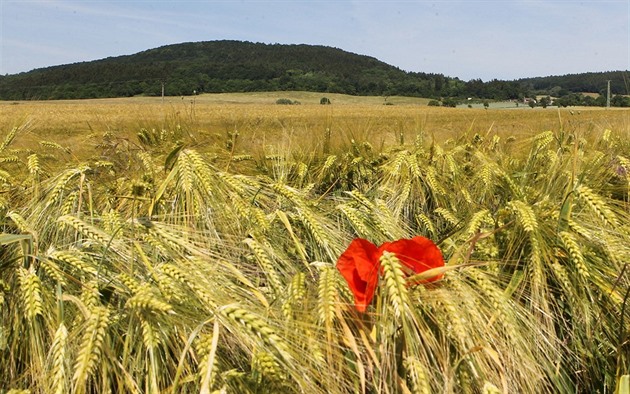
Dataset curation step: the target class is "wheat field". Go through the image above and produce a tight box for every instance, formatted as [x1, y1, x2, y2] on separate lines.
[0, 95, 629, 393]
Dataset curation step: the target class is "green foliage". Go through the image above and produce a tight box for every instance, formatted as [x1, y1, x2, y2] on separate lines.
[441, 97, 460, 107]
[539, 96, 551, 108]
[520, 70, 629, 94]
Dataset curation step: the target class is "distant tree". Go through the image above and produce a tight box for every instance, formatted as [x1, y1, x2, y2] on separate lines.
[483, 100, 489, 109]
[320, 97, 331, 105]
[611, 95, 630, 107]
[276, 98, 300, 105]
[539, 96, 551, 108]
[594, 95, 607, 106]
[427, 100, 441, 107]
[433, 75, 444, 93]
[528, 100, 536, 109]
[441, 97, 459, 107]
[582, 96, 596, 106]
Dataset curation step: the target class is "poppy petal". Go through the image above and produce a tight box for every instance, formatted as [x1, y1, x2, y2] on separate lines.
[378, 236, 445, 282]
[349, 239, 379, 281]
[336, 238, 380, 312]
[351, 269, 376, 313]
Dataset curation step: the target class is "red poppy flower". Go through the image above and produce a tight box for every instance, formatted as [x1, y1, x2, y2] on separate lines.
[336, 238, 381, 312]
[336, 236, 444, 312]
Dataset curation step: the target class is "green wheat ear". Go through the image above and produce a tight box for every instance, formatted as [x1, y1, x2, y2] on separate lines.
[380, 252, 411, 319]
[48, 323, 69, 394]
[575, 184, 618, 227]
[18, 267, 43, 320]
[73, 306, 110, 393]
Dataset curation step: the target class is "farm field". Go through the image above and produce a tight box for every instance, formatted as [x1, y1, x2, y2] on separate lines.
[0, 94, 629, 393]
[1, 93, 627, 163]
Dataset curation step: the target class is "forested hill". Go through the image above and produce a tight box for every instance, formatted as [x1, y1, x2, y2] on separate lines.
[0, 40, 627, 103]
[0, 41, 448, 100]
[0, 40, 518, 100]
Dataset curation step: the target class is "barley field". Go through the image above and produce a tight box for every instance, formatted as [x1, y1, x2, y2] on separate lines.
[0, 94, 629, 393]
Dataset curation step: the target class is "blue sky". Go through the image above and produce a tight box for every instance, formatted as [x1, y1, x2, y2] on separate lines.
[0, 0, 628, 81]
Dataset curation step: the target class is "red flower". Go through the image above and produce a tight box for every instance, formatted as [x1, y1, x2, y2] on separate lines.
[336, 236, 444, 312]
[336, 239, 381, 313]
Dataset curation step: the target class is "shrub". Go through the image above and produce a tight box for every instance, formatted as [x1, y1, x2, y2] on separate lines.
[441, 97, 459, 107]
[276, 98, 300, 105]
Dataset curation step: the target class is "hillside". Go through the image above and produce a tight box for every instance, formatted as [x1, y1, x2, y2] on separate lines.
[0, 40, 523, 101]
[0, 41, 445, 100]
[0, 40, 627, 104]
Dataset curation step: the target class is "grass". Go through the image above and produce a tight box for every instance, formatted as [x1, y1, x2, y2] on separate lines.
[0, 94, 629, 393]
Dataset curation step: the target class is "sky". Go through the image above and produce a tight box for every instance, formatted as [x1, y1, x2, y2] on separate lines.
[0, 0, 628, 81]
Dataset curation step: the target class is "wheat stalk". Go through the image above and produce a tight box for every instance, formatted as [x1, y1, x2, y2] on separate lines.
[48, 323, 69, 394]
[507, 200, 538, 233]
[73, 305, 110, 393]
[79, 280, 101, 310]
[0, 127, 17, 153]
[198, 321, 221, 393]
[40, 259, 67, 286]
[57, 215, 110, 244]
[18, 267, 43, 320]
[221, 305, 291, 361]
[465, 209, 492, 238]
[558, 230, 589, 279]
[244, 237, 283, 295]
[404, 356, 431, 394]
[125, 287, 173, 314]
[49, 250, 98, 276]
[380, 252, 411, 319]
[140, 317, 160, 350]
[575, 184, 618, 227]
[282, 272, 306, 320]
[415, 213, 436, 237]
[317, 266, 337, 327]
[47, 167, 84, 205]
[434, 207, 458, 227]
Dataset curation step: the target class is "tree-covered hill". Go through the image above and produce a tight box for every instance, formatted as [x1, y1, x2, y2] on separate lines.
[0, 40, 627, 104]
[0, 41, 450, 100]
[0, 40, 523, 100]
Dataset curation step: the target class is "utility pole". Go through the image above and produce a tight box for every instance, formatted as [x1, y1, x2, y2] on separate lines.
[161, 81, 165, 104]
[606, 80, 611, 108]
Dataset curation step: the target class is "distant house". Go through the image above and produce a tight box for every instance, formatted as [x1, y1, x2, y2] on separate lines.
[523, 97, 537, 104]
